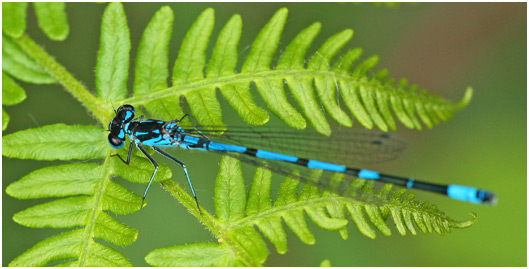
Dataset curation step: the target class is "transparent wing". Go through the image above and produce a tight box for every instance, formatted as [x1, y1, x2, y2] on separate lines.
[217, 151, 370, 199]
[182, 125, 407, 165]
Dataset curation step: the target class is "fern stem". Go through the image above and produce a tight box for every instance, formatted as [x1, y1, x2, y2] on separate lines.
[160, 180, 260, 266]
[14, 34, 104, 122]
[160, 180, 220, 231]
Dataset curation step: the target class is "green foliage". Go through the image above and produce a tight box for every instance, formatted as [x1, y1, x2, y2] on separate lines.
[2, 2, 28, 38]
[320, 259, 332, 267]
[121, 6, 472, 134]
[3, 3, 476, 266]
[2, 72, 26, 130]
[147, 156, 476, 266]
[33, 3, 69, 41]
[2, 2, 69, 40]
[3, 124, 107, 160]
[8, 229, 132, 267]
[2, 34, 57, 84]
[146, 242, 233, 267]
[96, 2, 130, 101]
[2, 2, 68, 129]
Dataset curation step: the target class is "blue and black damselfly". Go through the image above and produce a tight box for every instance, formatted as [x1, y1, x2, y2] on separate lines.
[107, 104, 496, 210]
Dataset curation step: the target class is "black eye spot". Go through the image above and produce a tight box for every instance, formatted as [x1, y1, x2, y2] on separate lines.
[108, 134, 125, 149]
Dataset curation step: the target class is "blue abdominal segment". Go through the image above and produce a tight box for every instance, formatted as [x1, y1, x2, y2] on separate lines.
[358, 169, 380, 179]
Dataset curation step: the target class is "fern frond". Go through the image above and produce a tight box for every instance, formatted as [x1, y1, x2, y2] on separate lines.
[2, 2, 67, 130]
[4, 124, 174, 266]
[124, 7, 471, 136]
[3, 4, 169, 265]
[147, 156, 476, 266]
[5, 161, 138, 266]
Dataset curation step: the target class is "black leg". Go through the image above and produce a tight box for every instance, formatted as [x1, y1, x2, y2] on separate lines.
[136, 144, 159, 209]
[179, 114, 189, 122]
[111, 141, 134, 165]
[152, 146, 202, 214]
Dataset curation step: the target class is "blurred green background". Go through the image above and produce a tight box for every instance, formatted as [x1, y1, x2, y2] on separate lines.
[3, 2, 526, 266]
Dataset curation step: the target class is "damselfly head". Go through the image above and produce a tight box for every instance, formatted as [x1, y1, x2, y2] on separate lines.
[107, 105, 136, 149]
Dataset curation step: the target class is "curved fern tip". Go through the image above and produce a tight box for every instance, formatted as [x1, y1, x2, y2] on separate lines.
[457, 86, 473, 109]
[453, 212, 478, 228]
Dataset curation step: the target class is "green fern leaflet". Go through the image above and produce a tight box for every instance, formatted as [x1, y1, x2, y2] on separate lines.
[147, 156, 476, 266]
[3, 3, 475, 266]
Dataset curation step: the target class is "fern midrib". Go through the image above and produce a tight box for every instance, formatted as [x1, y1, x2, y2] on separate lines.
[122, 69, 451, 108]
[220, 235, 261, 266]
[159, 180, 260, 266]
[15, 34, 103, 122]
[79, 153, 113, 266]
[224, 195, 354, 230]
[221, 194, 455, 231]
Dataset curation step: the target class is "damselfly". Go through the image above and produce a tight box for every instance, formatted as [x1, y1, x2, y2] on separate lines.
[107, 104, 496, 210]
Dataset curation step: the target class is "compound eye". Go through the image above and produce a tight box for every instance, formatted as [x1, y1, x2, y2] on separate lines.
[117, 105, 135, 123]
[108, 134, 125, 149]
